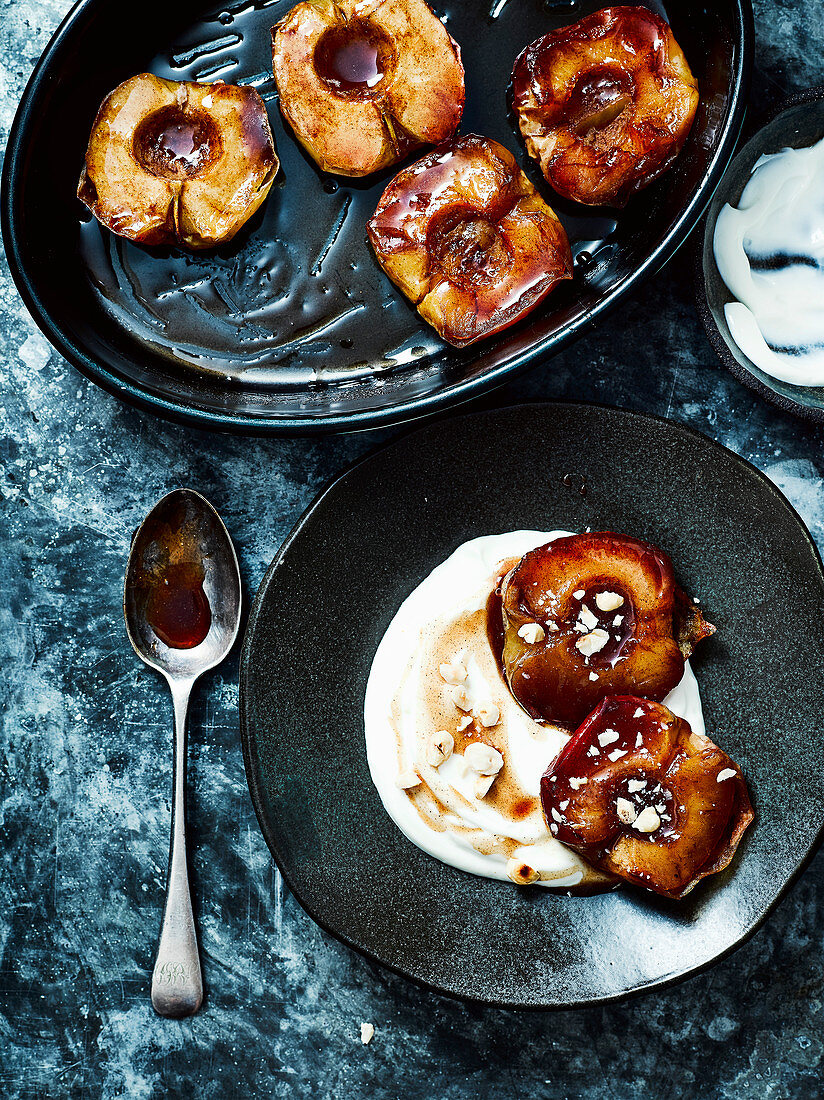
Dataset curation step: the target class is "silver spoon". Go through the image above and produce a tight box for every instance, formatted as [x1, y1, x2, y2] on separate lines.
[124, 488, 241, 1018]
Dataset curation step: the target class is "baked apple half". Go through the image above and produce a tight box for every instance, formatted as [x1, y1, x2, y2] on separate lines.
[541, 696, 753, 898]
[78, 74, 278, 249]
[511, 6, 699, 207]
[272, 0, 464, 177]
[367, 134, 573, 347]
[500, 532, 714, 728]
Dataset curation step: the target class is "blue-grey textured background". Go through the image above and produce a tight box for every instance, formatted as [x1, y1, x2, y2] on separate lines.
[1, 1, 823, 1096]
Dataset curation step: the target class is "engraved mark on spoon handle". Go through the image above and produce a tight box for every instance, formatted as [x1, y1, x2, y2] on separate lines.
[151, 676, 203, 1018]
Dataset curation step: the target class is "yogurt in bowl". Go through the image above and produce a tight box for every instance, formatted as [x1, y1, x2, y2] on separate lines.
[713, 134, 824, 388]
[698, 91, 824, 421]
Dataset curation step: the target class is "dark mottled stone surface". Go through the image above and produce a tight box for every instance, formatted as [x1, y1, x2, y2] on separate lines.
[1, 1, 823, 1097]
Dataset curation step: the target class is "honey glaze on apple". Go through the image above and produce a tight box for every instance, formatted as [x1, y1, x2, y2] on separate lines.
[565, 67, 634, 138]
[314, 19, 397, 97]
[498, 531, 709, 730]
[541, 695, 753, 898]
[547, 699, 680, 849]
[565, 584, 636, 667]
[133, 106, 221, 179]
[131, 496, 212, 650]
[425, 206, 513, 290]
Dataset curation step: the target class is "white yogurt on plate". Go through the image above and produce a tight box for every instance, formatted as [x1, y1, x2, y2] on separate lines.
[364, 531, 705, 890]
[713, 134, 824, 387]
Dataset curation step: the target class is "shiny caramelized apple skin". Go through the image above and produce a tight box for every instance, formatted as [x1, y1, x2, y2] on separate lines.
[367, 134, 573, 347]
[501, 532, 714, 728]
[272, 0, 464, 177]
[541, 696, 753, 898]
[511, 6, 699, 207]
[78, 74, 278, 249]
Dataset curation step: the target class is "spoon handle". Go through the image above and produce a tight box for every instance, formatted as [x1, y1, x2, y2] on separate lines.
[151, 676, 203, 1018]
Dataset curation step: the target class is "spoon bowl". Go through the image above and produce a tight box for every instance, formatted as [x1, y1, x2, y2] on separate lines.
[125, 488, 241, 1018]
[125, 488, 242, 680]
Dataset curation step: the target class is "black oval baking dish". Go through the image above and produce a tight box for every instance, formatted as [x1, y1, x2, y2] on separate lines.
[2, 0, 753, 434]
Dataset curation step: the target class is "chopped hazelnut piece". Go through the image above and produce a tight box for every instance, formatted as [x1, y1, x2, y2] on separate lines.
[476, 702, 500, 728]
[616, 797, 636, 824]
[452, 685, 473, 711]
[628, 778, 647, 793]
[507, 858, 539, 885]
[573, 589, 585, 599]
[595, 591, 625, 612]
[588, 671, 599, 681]
[517, 622, 546, 644]
[464, 742, 504, 775]
[473, 773, 496, 799]
[575, 628, 610, 657]
[578, 604, 598, 630]
[633, 806, 661, 833]
[456, 715, 473, 732]
[360, 1023, 375, 1045]
[439, 660, 467, 685]
[396, 770, 421, 790]
[598, 729, 619, 746]
[426, 730, 454, 767]
[716, 768, 736, 782]
[568, 776, 587, 790]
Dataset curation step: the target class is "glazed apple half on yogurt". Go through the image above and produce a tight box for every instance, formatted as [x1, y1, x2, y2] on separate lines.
[272, 0, 464, 176]
[501, 531, 714, 728]
[541, 696, 754, 898]
[511, 5, 699, 207]
[368, 133, 573, 346]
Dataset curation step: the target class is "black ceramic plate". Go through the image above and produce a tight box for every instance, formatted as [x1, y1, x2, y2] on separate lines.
[2, 0, 752, 433]
[240, 403, 824, 1008]
[697, 89, 824, 424]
